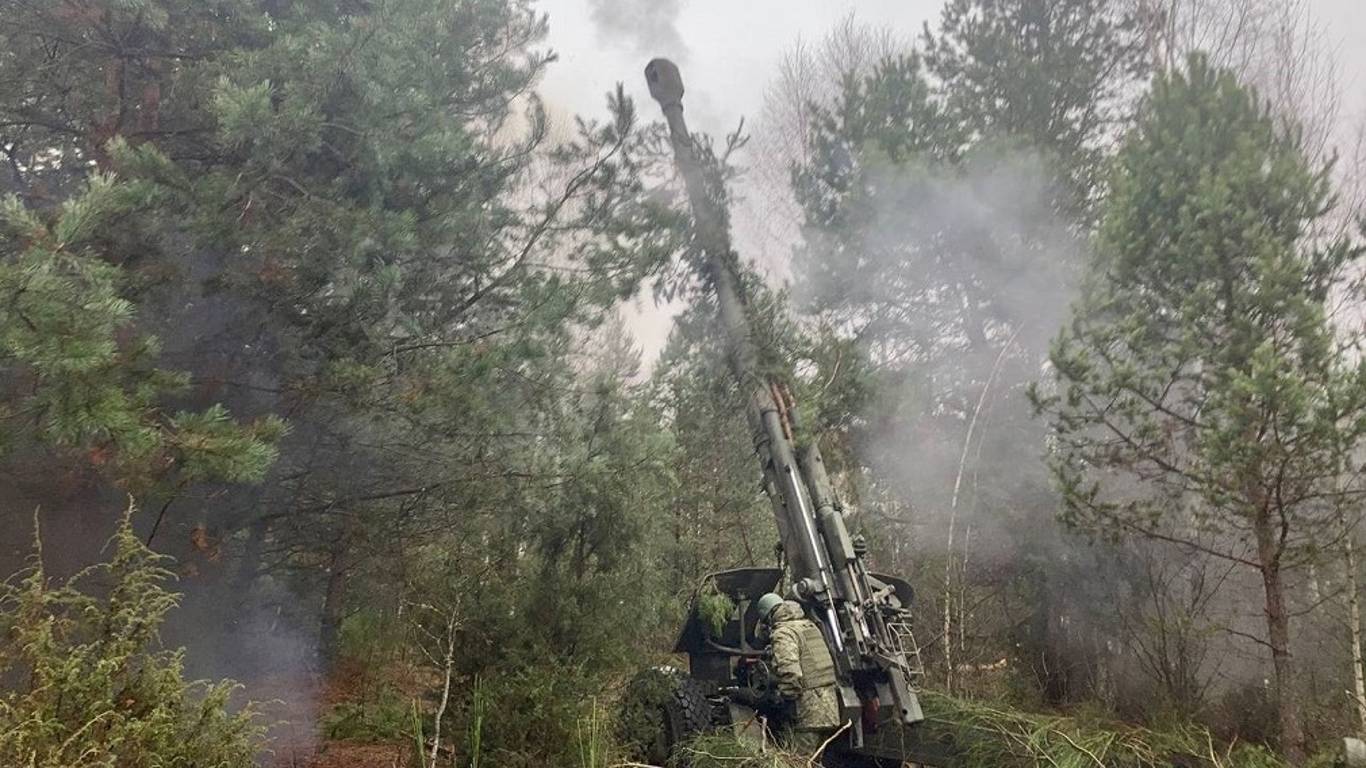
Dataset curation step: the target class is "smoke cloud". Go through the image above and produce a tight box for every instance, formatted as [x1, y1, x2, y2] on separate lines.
[587, 0, 688, 61]
[800, 144, 1293, 714]
[821, 147, 1079, 569]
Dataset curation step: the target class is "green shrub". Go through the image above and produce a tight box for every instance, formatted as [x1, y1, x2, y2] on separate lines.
[336, 607, 406, 672]
[320, 686, 415, 742]
[0, 509, 262, 767]
[452, 664, 624, 768]
[574, 696, 616, 768]
[467, 677, 488, 768]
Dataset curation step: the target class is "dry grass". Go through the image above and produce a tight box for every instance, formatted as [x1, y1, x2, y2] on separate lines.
[668, 734, 808, 768]
[918, 691, 1287, 768]
[644, 693, 1289, 768]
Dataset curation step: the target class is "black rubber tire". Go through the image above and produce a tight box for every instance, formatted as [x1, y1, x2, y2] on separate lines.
[618, 667, 713, 765]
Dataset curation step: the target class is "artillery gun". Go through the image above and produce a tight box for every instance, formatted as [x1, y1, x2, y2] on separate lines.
[618, 59, 954, 768]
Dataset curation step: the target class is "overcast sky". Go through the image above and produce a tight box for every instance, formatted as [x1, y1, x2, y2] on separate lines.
[532, 0, 1366, 358]
[538, 0, 1365, 141]
[538, 0, 937, 137]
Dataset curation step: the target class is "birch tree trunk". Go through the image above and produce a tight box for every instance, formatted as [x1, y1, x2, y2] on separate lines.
[429, 610, 458, 768]
[1346, 519, 1366, 736]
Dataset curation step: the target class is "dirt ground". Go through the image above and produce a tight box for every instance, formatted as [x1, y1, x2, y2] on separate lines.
[245, 651, 472, 768]
[290, 741, 406, 768]
[258, 661, 424, 768]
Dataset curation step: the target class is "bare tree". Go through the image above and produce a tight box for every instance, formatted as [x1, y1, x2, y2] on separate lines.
[407, 575, 471, 768]
[735, 14, 905, 274]
[1116, 539, 1230, 716]
[1132, 0, 1342, 161]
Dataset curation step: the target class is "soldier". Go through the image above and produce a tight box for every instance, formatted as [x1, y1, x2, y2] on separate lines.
[755, 592, 842, 755]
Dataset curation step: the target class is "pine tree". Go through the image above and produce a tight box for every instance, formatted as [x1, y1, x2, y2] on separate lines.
[0, 168, 283, 491]
[1033, 54, 1366, 763]
[0, 0, 670, 660]
[922, 0, 1146, 211]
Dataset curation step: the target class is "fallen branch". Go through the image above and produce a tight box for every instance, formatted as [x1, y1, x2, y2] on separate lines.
[806, 721, 851, 767]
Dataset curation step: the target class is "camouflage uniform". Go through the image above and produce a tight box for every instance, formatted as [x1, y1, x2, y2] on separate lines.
[767, 601, 841, 750]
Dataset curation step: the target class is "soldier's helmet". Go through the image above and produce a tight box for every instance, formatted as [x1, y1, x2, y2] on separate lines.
[756, 592, 784, 624]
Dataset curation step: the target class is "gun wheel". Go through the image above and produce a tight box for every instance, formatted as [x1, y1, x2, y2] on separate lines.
[618, 666, 713, 765]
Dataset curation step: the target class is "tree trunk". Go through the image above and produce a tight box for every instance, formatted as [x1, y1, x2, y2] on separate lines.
[232, 515, 269, 599]
[429, 610, 458, 768]
[319, 549, 348, 668]
[942, 516, 956, 694]
[943, 329, 1017, 693]
[1255, 514, 1306, 764]
[1346, 521, 1366, 737]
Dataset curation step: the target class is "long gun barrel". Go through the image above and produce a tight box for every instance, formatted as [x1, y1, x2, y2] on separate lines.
[644, 58, 925, 730]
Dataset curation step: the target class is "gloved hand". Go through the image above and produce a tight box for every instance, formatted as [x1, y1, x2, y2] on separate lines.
[727, 685, 766, 708]
[726, 683, 786, 710]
